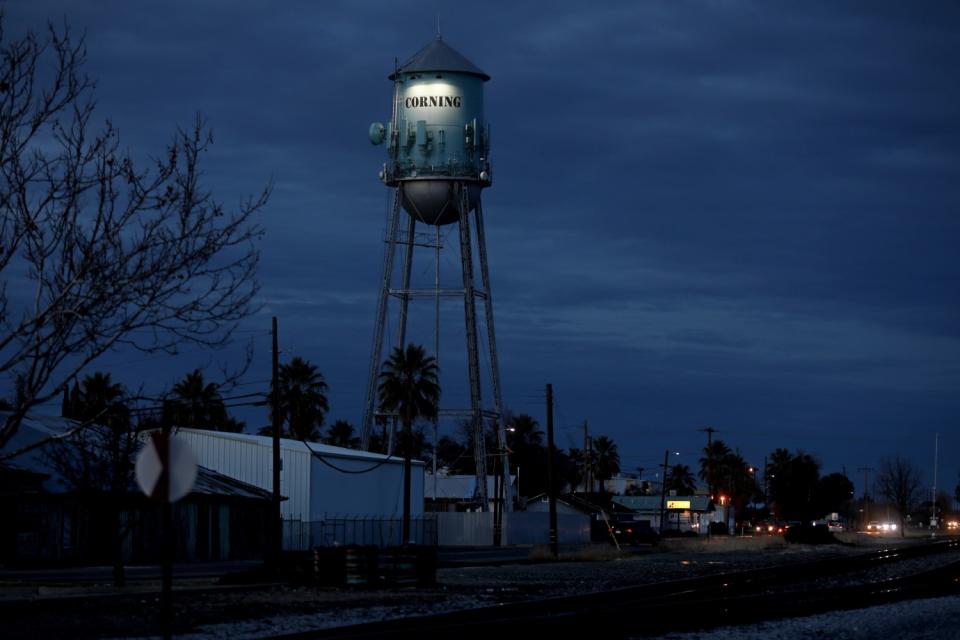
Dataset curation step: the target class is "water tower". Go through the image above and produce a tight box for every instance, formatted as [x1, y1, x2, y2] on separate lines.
[362, 35, 511, 513]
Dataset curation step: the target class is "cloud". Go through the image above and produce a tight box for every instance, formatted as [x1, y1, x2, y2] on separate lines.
[3, 1, 958, 484]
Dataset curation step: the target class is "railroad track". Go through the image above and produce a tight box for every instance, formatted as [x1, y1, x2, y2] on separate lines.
[274, 538, 960, 639]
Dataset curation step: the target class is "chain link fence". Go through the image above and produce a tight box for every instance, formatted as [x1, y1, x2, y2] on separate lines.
[283, 515, 438, 550]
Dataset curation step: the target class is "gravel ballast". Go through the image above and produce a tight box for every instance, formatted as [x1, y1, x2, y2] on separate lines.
[4, 536, 955, 639]
[654, 595, 960, 640]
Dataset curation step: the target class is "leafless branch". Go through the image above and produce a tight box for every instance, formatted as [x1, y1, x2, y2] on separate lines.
[0, 20, 268, 446]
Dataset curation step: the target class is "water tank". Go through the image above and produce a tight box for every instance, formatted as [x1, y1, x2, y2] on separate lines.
[369, 37, 492, 226]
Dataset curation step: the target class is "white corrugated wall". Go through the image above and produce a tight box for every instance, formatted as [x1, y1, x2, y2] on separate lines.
[176, 429, 311, 520]
[308, 453, 423, 520]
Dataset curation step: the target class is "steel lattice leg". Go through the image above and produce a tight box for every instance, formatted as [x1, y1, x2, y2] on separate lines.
[474, 199, 513, 513]
[397, 215, 416, 349]
[361, 186, 403, 450]
[458, 183, 488, 510]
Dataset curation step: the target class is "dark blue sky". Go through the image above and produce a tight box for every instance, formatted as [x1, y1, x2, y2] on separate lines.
[6, 2, 958, 496]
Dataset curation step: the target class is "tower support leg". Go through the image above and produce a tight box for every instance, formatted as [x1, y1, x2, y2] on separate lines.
[457, 184, 488, 510]
[362, 186, 403, 450]
[474, 199, 513, 513]
[397, 215, 417, 348]
[364, 182, 507, 523]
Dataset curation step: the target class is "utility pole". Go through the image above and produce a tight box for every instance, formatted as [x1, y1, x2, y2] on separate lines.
[160, 410, 173, 640]
[763, 455, 768, 513]
[857, 466, 874, 528]
[271, 316, 282, 564]
[587, 433, 594, 493]
[493, 448, 502, 547]
[699, 426, 718, 499]
[546, 384, 558, 558]
[932, 432, 939, 532]
[658, 449, 670, 533]
[582, 420, 590, 494]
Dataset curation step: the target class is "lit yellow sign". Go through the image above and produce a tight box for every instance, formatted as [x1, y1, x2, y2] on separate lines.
[667, 500, 691, 510]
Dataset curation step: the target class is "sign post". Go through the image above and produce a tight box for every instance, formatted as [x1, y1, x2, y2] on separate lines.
[136, 428, 197, 640]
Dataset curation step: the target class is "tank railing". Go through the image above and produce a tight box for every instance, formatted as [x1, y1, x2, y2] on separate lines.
[383, 161, 485, 183]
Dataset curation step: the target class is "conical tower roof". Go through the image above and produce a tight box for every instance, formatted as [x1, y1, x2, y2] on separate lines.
[389, 36, 490, 81]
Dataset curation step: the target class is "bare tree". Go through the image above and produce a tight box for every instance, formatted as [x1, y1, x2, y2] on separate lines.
[876, 455, 922, 536]
[0, 20, 268, 447]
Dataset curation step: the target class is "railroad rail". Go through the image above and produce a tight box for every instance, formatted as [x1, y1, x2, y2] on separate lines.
[274, 538, 960, 639]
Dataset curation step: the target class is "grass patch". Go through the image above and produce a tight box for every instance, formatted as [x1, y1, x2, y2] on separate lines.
[660, 536, 787, 553]
[528, 544, 625, 562]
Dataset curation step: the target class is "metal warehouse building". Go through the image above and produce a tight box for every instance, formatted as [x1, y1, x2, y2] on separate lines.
[175, 429, 425, 528]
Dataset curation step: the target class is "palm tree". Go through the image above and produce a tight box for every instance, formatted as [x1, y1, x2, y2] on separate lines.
[507, 414, 543, 448]
[666, 464, 697, 495]
[275, 357, 329, 441]
[168, 369, 234, 430]
[69, 372, 129, 429]
[723, 452, 757, 514]
[699, 440, 732, 500]
[378, 343, 440, 543]
[765, 447, 794, 505]
[567, 447, 588, 493]
[765, 448, 819, 521]
[591, 435, 620, 494]
[324, 419, 360, 449]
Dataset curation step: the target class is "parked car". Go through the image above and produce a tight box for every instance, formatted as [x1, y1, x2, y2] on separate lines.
[826, 520, 845, 533]
[812, 518, 839, 530]
[610, 520, 660, 545]
[753, 520, 788, 535]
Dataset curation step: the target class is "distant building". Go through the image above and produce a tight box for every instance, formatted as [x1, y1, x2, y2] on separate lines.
[612, 495, 719, 533]
[525, 492, 637, 543]
[604, 472, 655, 495]
[424, 470, 515, 512]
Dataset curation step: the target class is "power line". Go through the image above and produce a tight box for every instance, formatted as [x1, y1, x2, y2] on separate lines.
[302, 439, 401, 475]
